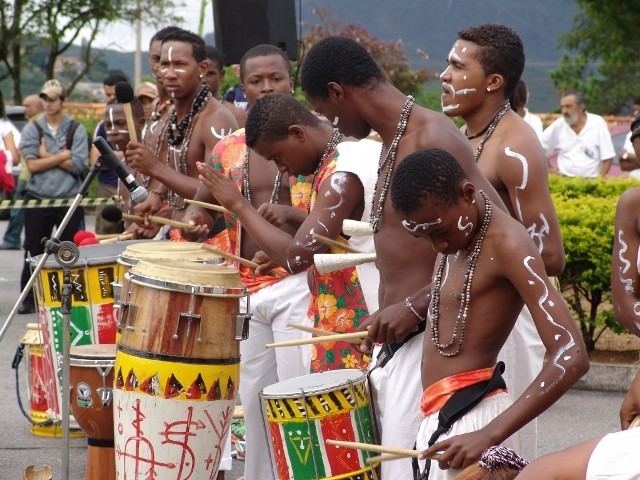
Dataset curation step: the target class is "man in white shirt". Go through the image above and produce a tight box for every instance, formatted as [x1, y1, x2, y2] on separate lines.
[541, 89, 615, 178]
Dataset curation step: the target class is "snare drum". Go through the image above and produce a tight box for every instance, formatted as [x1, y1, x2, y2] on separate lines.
[113, 259, 248, 479]
[70, 344, 116, 480]
[30, 242, 140, 419]
[261, 369, 379, 480]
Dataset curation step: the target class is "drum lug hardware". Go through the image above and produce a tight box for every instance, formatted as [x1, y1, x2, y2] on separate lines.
[119, 302, 137, 331]
[175, 313, 202, 341]
[235, 313, 251, 341]
[97, 365, 113, 406]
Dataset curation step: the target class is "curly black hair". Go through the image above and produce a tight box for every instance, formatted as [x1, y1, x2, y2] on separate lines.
[239, 44, 291, 82]
[391, 148, 467, 215]
[458, 24, 524, 98]
[300, 36, 384, 99]
[245, 94, 320, 148]
[162, 28, 206, 63]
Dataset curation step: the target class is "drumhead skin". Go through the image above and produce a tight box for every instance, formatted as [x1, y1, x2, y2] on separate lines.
[261, 369, 367, 397]
[70, 344, 117, 361]
[118, 240, 224, 267]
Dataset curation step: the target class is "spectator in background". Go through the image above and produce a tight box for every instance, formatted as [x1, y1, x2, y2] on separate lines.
[0, 94, 43, 250]
[617, 95, 640, 178]
[509, 79, 543, 138]
[204, 45, 247, 127]
[18, 79, 88, 314]
[134, 81, 158, 124]
[222, 63, 248, 111]
[89, 73, 129, 235]
[0, 90, 20, 198]
[541, 89, 615, 178]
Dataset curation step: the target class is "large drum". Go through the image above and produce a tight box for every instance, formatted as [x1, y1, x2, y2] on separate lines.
[261, 369, 379, 480]
[30, 242, 140, 420]
[114, 258, 248, 479]
[70, 344, 116, 480]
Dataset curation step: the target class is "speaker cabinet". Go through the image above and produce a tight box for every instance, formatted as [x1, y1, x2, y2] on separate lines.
[212, 0, 298, 65]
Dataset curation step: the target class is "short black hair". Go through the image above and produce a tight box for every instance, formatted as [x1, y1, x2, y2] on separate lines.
[239, 44, 291, 82]
[245, 94, 320, 148]
[103, 73, 129, 87]
[106, 96, 145, 124]
[391, 148, 467, 215]
[509, 79, 528, 112]
[458, 24, 524, 98]
[149, 25, 182, 49]
[301, 36, 385, 99]
[162, 28, 206, 63]
[205, 45, 224, 71]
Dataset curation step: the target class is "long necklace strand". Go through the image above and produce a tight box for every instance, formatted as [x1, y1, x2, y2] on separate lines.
[242, 146, 282, 205]
[369, 95, 415, 233]
[429, 190, 492, 357]
[473, 102, 510, 162]
[307, 128, 343, 213]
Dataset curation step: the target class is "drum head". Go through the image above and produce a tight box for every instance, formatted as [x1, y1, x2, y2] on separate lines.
[70, 344, 117, 361]
[119, 240, 224, 265]
[262, 369, 366, 397]
[130, 258, 244, 293]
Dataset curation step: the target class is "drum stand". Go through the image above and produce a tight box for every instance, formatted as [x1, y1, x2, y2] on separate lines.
[0, 157, 105, 480]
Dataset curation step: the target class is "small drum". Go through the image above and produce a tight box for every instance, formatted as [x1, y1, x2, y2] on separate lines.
[261, 369, 379, 480]
[30, 242, 141, 420]
[113, 259, 248, 479]
[70, 344, 116, 480]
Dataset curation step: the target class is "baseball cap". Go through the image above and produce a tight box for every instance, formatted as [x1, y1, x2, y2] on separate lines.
[135, 82, 158, 101]
[39, 79, 66, 100]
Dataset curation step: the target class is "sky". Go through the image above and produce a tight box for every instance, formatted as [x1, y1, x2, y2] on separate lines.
[85, 0, 211, 52]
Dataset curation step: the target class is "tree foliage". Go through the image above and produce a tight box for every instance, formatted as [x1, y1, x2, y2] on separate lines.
[300, 6, 434, 96]
[0, 0, 184, 103]
[550, 1, 640, 115]
[550, 176, 640, 351]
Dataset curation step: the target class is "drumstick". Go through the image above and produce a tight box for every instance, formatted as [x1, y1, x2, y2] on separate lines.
[366, 453, 407, 463]
[265, 331, 368, 348]
[121, 212, 197, 231]
[99, 233, 134, 244]
[95, 232, 125, 240]
[342, 219, 374, 237]
[200, 244, 260, 269]
[630, 415, 640, 429]
[312, 233, 363, 253]
[287, 323, 362, 345]
[184, 198, 232, 215]
[325, 439, 441, 460]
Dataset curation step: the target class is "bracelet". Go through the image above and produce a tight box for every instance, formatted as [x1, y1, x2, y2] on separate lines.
[405, 296, 427, 323]
[149, 188, 166, 201]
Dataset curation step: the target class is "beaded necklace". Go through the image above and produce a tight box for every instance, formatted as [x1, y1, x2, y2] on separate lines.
[165, 86, 213, 209]
[242, 146, 282, 205]
[473, 102, 510, 162]
[429, 190, 492, 357]
[307, 128, 343, 213]
[369, 95, 415, 233]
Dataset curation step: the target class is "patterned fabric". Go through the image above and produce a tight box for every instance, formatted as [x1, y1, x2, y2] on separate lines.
[290, 149, 371, 372]
[420, 365, 507, 417]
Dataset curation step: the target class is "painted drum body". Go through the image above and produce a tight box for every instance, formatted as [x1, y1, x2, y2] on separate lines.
[114, 259, 246, 480]
[261, 369, 379, 480]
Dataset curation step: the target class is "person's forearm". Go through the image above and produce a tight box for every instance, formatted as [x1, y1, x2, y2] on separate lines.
[600, 158, 612, 177]
[26, 152, 70, 173]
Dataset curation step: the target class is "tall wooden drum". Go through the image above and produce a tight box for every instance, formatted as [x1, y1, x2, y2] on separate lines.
[113, 259, 248, 479]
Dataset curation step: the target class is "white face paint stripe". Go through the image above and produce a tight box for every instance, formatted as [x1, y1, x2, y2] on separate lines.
[455, 88, 476, 95]
[108, 107, 114, 131]
[168, 46, 173, 62]
[402, 217, 442, 233]
[442, 104, 460, 113]
[457, 216, 473, 236]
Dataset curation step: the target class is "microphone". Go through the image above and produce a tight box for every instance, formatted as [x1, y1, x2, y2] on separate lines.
[115, 81, 138, 143]
[101, 205, 126, 223]
[93, 136, 148, 203]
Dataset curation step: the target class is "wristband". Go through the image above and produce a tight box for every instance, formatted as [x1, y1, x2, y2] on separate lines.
[405, 296, 427, 323]
[149, 188, 166, 201]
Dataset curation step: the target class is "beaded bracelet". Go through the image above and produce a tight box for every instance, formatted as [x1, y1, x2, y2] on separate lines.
[405, 296, 427, 323]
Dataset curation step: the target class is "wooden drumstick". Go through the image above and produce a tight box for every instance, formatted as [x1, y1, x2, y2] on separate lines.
[184, 198, 232, 215]
[121, 212, 197, 231]
[265, 331, 367, 348]
[287, 323, 362, 345]
[325, 439, 441, 461]
[312, 233, 363, 253]
[366, 453, 407, 463]
[314, 252, 377, 275]
[342, 219, 374, 237]
[99, 233, 134, 244]
[630, 415, 640, 429]
[200, 244, 260, 269]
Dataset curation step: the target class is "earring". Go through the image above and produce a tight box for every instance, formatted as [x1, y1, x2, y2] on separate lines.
[486, 87, 491, 92]
[291, 89, 295, 95]
[199, 74, 204, 79]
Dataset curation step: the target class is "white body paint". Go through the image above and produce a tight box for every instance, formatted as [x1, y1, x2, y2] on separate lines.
[457, 216, 473, 236]
[402, 217, 442, 233]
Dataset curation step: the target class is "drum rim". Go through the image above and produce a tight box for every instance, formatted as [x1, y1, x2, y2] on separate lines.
[128, 271, 247, 297]
[261, 369, 368, 397]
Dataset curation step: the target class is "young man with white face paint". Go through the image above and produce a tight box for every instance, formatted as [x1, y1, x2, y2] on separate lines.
[390, 147, 588, 480]
[125, 28, 238, 238]
[440, 23, 565, 462]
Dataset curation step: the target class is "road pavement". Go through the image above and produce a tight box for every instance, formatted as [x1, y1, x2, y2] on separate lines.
[0, 216, 631, 479]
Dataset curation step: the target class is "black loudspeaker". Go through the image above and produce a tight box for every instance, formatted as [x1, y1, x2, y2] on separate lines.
[212, 0, 298, 65]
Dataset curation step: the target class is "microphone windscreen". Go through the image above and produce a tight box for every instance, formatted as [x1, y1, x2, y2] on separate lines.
[115, 81, 135, 104]
[73, 230, 96, 245]
[102, 205, 124, 223]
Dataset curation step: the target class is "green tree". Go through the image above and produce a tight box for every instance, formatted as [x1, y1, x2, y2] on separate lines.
[550, 1, 640, 114]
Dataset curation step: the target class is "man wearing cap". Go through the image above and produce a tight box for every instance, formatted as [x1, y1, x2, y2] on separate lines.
[17, 79, 88, 314]
[135, 81, 158, 124]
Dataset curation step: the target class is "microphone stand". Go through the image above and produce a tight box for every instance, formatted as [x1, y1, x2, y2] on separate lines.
[0, 158, 104, 480]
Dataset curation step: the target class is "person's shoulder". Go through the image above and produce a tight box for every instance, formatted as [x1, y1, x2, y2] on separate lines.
[618, 186, 640, 208]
